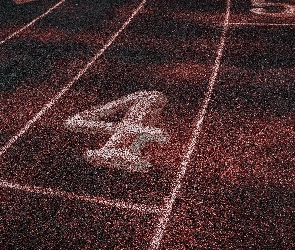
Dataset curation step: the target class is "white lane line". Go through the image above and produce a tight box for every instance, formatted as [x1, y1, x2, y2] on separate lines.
[148, 0, 232, 249]
[0, 0, 66, 46]
[0, 178, 162, 214]
[230, 22, 295, 27]
[0, 0, 147, 158]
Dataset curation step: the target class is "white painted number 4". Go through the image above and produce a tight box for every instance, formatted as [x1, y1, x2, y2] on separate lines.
[65, 91, 169, 172]
[251, 0, 295, 16]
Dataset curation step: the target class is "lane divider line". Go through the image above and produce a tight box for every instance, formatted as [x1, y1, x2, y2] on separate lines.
[0, 0, 147, 158]
[0, 0, 66, 46]
[148, 0, 232, 249]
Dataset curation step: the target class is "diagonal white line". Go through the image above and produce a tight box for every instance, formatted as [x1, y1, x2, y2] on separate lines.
[148, 0, 232, 249]
[0, 0, 66, 46]
[0, 178, 162, 214]
[0, 0, 147, 158]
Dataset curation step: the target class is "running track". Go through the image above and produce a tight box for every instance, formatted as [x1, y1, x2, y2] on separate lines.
[0, 0, 294, 249]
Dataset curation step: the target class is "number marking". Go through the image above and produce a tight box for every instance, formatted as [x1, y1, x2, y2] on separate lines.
[250, 0, 295, 17]
[65, 91, 169, 172]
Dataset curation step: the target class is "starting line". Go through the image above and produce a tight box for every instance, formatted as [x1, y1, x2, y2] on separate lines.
[12, 0, 37, 4]
[0, 178, 163, 214]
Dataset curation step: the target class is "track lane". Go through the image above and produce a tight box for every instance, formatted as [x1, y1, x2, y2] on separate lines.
[0, 186, 157, 249]
[0, 0, 142, 147]
[0, 0, 227, 248]
[159, 17, 295, 250]
[0, 0, 63, 40]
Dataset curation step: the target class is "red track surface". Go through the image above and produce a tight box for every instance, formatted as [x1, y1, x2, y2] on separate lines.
[0, 0, 294, 249]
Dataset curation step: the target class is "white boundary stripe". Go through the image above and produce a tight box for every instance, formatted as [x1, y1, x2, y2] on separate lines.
[0, 178, 162, 214]
[230, 22, 295, 27]
[0, 0, 147, 158]
[0, 0, 66, 46]
[148, 0, 232, 249]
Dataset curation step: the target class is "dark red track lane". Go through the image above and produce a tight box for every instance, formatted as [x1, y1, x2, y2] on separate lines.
[0, 0, 62, 40]
[2, 0, 295, 249]
[160, 22, 295, 250]
[0, 187, 157, 249]
[0, 0, 225, 205]
[0, 0, 141, 147]
[0, 0, 226, 248]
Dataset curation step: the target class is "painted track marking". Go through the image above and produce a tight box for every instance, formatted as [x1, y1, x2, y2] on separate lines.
[0, 0, 66, 46]
[0, 0, 147, 158]
[230, 22, 295, 27]
[65, 90, 169, 172]
[0, 178, 162, 214]
[148, 0, 232, 249]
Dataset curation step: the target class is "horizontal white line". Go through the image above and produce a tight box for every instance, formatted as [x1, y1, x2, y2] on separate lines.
[230, 22, 295, 27]
[0, 0, 66, 46]
[0, 178, 162, 214]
